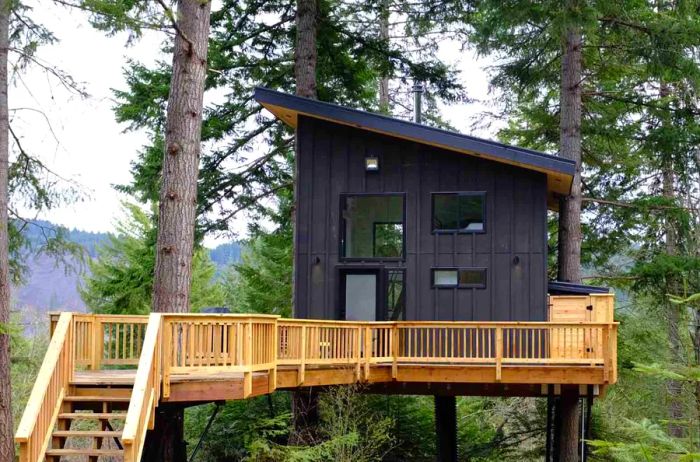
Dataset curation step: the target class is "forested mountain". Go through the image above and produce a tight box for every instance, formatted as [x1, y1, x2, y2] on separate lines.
[12, 221, 240, 314]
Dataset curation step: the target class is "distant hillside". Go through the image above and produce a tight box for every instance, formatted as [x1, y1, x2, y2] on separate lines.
[13, 221, 241, 317]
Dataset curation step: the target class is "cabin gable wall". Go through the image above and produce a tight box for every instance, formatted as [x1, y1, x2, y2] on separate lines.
[294, 116, 548, 321]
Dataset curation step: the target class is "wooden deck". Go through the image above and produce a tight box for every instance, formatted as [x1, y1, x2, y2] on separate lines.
[16, 294, 617, 462]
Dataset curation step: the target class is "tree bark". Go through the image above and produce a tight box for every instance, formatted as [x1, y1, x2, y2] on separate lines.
[557, 390, 581, 462]
[152, 0, 211, 314]
[555, 2, 583, 459]
[662, 126, 684, 437]
[0, 0, 11, 459]
[378, 0, 390, 113]
[294, 0, 318, 99]
[148, 1, 210, 460]
[291, 0, 320, 441]
[557, 7, 583, 284]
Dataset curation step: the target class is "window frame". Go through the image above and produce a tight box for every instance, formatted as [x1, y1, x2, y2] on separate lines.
[431, 267, 487, 289]
[431, 191, 487, 234]
[339, 192, 407, 262]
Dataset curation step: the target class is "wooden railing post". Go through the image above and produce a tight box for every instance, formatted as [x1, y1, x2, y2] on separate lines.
[602, 324, 610, 383]
[270, 320, 278, 393]
[243, 321, 253, 397]
[495, 327, 503, 382]
[91, 317, 102, 370]
[299, 325, 306, 385]
[364, 325, 372, 380]
[391, 324, 399, 379]
[162, 318, 172, 399]
[354, 326, 361, 381]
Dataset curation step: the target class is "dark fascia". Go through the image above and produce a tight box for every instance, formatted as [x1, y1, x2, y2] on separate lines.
[547, 281, 610, 295]
[254, 87, 576, 177]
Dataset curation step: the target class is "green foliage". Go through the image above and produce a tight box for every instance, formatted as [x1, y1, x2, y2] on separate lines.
[250, 386, 395, 462]
[589, 419, 700, 462]
[80, 203, 224, 314]
[185, 394, 292, 461]
[223, 227, 292, 317]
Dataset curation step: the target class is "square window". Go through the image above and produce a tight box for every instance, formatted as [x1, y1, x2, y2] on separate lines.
[341, 194, 405, 260]
[432, 193, 485, 233]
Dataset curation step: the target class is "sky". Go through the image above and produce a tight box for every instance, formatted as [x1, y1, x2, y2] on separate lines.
[13, 2, 501, 247]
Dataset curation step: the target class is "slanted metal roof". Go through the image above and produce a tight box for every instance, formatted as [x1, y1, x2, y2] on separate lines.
[254, 87, 575, 205]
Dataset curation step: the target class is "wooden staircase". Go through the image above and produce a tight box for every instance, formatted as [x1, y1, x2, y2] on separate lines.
[44, 382, 133, 461]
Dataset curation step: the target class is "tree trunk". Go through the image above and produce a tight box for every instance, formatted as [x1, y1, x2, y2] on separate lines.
[555, 2, 583, 459]
[557, 390, 581, 462]
[662, 136, 684, 437]
[141, 406, 187, 462]
[152, 0, 211, 314]
[557, 5, 583, 284]
[148, 1, 210, 460]
[291, 0, 319, 441]
[0, 0, 11, 459]
[295, 0, 318, 99]
[378, 0, 390, 113]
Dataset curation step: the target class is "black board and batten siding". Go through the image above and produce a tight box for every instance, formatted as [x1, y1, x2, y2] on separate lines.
[294, 116, 548, 322]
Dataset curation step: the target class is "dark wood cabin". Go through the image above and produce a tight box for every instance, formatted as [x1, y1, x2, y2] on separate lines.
[254, 88, 576, 324]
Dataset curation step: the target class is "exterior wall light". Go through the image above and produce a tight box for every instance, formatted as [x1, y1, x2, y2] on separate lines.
[365, 156, 379, 172]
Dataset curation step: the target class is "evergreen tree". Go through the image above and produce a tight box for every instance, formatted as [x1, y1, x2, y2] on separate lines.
[80, 203, 224, 315]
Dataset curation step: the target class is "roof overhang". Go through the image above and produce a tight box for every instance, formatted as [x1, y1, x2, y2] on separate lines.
[254, 87, 575, 210]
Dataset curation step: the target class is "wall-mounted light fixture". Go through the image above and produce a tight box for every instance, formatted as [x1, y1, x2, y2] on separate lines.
[365, 156, 379, 172]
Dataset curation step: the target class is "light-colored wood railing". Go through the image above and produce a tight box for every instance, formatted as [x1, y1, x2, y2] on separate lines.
[160, 314, 279, 398]
[15, 312, 74, 462]
[72, 314, 149, 369]
[277, 319, 618, 384]
[18, 307, 618, 462]
[122, 313, 162, 462]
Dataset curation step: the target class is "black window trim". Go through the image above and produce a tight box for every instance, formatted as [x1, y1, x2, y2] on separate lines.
[431, 191, 487, 234]
[431, 267, 487, 289]
[336, 265, 407, 320]
[339, 192, 407, 262]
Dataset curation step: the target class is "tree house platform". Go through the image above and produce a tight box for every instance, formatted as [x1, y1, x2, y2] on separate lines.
[16, 294, 616, 462]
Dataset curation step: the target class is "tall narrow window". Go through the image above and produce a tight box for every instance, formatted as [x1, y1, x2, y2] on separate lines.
[386, 269, 405, 320]
[341, 194, 405, 260]
[432, 192, 486, 233]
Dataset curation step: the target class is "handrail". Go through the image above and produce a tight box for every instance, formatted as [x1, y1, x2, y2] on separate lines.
[122, 313, 163, 462]
[15, 312, 74, 462]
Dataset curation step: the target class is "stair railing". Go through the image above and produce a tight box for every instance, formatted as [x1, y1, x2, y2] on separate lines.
[122, 313, 163, 462]
[15, 312, 75, 462]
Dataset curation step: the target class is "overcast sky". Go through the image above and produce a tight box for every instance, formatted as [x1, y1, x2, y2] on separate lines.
[13, 1, 501, 247]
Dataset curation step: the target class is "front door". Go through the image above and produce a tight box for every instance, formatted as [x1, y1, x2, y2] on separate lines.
[340, 269, 379, 321]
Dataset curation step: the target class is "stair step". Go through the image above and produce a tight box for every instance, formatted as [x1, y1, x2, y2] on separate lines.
[64, 395, 131, 403]
[45, 448, 123, 457]
[52, 430, 123, 438]
[58, 412, 126, 420]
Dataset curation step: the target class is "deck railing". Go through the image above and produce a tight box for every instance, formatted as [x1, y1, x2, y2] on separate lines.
[15, 312, 74, 462]
[160, 314, 279, 398]
[122, 313, 162, 462]
[20, 307, 618, 462]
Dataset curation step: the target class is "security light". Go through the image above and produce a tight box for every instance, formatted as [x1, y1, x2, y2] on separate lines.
[365, 156, 379, 172]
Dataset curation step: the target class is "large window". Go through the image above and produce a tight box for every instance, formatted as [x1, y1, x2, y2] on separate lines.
[432, 192, 486, 233]
[432, 268, 487, 289]
[341, 194, 405, 260]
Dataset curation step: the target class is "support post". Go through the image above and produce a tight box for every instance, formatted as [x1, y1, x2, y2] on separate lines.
[435, 395, 457, 462]
[555, 387, 581, 462]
